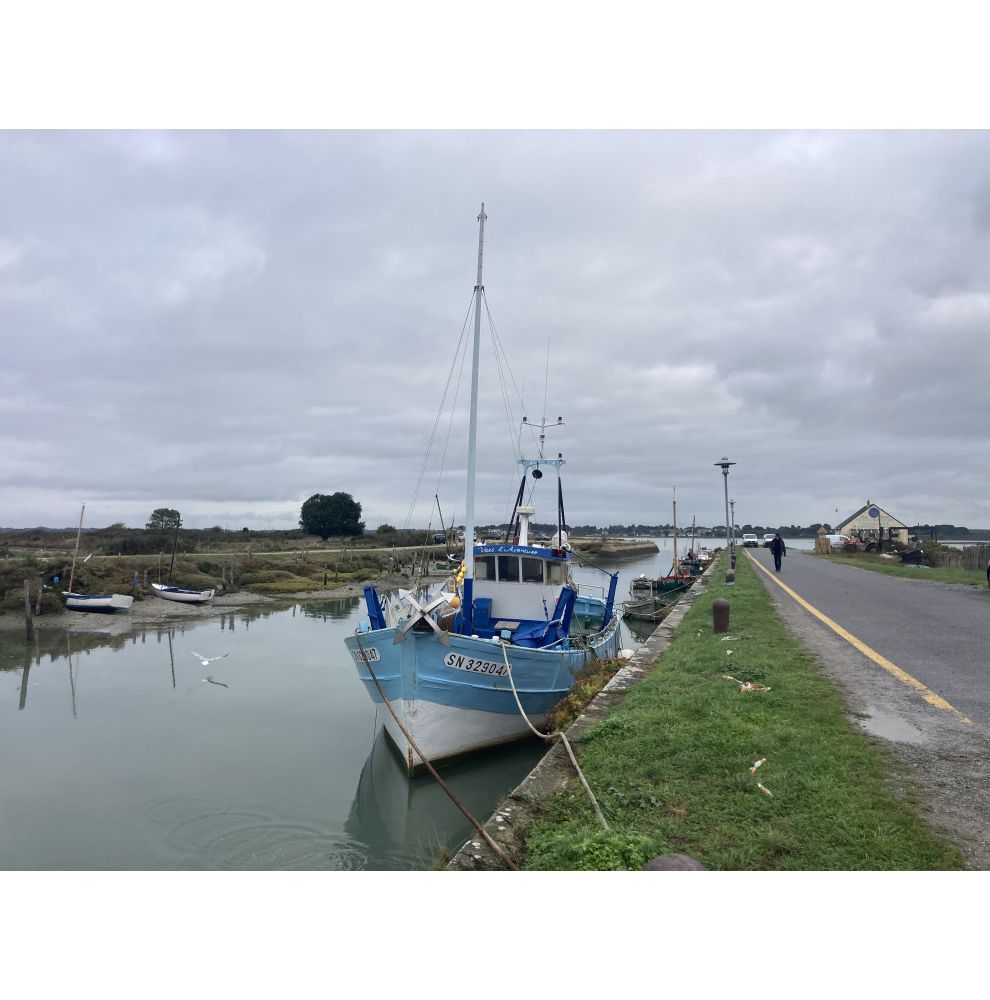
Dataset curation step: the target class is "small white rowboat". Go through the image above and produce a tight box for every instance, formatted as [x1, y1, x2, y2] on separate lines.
[150, 583, 215, 604]
[64, 593, 134, 613]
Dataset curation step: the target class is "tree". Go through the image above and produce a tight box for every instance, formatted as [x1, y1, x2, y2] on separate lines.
[299, 492, 365, 540]
[146, 508, 181, 531]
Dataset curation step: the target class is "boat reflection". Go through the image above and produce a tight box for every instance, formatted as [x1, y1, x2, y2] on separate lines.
[344, 724, 545, 870]
[621, 614, 663, 644]
[299, 596, 363, 622]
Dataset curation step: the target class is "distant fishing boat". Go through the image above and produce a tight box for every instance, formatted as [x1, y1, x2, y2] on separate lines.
[344, 206, 621, 774]
[627, 493, 699, 602]
[149, 582, 215, 604]
[629, 572, 694, 599]
[63, 504, 133, 614]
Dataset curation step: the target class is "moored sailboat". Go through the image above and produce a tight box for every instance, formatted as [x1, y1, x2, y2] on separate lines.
[344, 206, 621, 773]
[63, 505, 133, 613]
[149, 520, 215, 604]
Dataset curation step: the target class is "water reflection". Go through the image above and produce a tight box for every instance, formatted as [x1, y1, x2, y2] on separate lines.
[301, 596, 363, 622]
[621, 615, 663, 645]
[1, 567, 681, 870]
[345, 724, 545, 870]
[0, 599, 546, 869]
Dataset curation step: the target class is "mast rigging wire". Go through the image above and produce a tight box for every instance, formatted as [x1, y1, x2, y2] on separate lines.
[401, 296, 474, 532]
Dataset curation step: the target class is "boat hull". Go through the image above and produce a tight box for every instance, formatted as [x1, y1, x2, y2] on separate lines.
[631, 576, 696, 597]
[621, 596, 669, 622]
[150, 583, 215, 604]
[64, 593, 133, 613]
[345, 617, 621, 773]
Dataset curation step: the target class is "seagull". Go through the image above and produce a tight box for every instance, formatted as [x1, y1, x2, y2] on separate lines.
[191, 650, 229, 666]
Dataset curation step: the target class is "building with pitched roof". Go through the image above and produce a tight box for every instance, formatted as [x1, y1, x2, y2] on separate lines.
[834, 501, 909, 546]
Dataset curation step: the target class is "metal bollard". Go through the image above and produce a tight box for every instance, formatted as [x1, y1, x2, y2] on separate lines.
[724, 568, 735, 585]
[713, 597, 730, 633]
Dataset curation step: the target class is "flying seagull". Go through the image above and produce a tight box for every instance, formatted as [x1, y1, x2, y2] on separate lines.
[191, 650, 229, 666]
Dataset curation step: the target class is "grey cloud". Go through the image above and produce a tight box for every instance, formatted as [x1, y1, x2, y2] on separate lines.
[2, 130, 989, 531]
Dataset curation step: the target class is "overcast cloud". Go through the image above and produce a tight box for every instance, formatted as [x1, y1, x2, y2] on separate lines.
[2, 130, 989, 532]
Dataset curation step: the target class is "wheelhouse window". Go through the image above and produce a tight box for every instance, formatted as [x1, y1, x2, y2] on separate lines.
[520, 557, 545, 583]
[546, 560, 567, 585]
[497, 555, 520, 582]
[476, 555, 497, 581]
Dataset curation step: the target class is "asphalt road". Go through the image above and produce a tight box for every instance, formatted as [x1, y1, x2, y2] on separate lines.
[745, 545, 990, 727]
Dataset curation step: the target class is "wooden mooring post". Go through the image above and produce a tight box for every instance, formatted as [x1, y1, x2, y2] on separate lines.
[23, 579, 34, 641]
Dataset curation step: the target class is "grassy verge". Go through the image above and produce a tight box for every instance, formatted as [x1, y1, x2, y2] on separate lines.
[813, 551, 986, 587]
[519, 554, 965, 870]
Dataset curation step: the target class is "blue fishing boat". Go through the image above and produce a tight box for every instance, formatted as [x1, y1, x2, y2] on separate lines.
[345, 206, 621, 773]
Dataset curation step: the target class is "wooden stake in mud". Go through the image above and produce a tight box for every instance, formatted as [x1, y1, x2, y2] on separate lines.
[24, 579, 34, 641]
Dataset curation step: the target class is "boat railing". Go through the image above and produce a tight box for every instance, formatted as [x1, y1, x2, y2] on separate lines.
[576, 582, 606, 599]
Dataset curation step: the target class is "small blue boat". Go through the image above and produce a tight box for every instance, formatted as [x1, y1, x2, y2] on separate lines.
[345, 207, 621, 773]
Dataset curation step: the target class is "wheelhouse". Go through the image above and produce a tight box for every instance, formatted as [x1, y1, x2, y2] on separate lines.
[473, 544, 569, 586]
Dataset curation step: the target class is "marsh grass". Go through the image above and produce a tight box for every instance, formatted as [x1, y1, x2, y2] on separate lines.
[522, 554, 965, 870]
[545, 657, 627, 732]
[0, 549, 384, 609]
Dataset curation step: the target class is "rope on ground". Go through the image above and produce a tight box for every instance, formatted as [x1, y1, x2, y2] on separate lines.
[498, 640, 609, 831]
[353, 631, 520, 871]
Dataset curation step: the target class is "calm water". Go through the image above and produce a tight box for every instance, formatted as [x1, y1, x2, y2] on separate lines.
[3, 543, 706, 871]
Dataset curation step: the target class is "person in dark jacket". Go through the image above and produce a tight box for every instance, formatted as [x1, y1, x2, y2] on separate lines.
[769, 533, 786, 572]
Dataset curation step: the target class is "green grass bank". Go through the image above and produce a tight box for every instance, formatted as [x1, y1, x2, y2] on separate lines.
[518, 554, 965, 870]
[813, 550, 986, 587]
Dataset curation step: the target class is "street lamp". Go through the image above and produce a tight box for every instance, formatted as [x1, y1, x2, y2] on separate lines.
[714, 457, 735, 569]
[730, 498, 736, 569]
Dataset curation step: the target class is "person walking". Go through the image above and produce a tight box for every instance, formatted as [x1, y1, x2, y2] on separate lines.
[769, 532, 786, 572]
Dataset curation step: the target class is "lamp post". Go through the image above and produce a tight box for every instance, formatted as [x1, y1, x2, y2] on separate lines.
[729, 499, 736, 569]
[714, 457, 735, 570]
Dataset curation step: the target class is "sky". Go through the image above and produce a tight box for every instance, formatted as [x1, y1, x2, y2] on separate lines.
[3, 9, 990, 534]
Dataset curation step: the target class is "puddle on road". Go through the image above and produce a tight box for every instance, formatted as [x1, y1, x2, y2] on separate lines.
[857, 705, 929, 744]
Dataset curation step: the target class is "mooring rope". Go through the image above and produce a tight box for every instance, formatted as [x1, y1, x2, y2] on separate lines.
[352, 631, 520, 871]
[497, 640, 609, 831]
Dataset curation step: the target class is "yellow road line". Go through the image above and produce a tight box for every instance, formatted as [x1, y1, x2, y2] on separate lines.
[745, 551, 972, 725]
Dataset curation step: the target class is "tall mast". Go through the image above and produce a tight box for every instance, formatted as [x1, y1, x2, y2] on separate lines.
[67, 504, 85, 594]
[462, 204, 486, 627]
[672, 489, 679, 574]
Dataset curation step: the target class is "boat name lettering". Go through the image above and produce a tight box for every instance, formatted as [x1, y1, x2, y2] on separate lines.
[351, 646, 381, 663]
[443, 652, 507, 676]
[476, 545, 560, 558]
